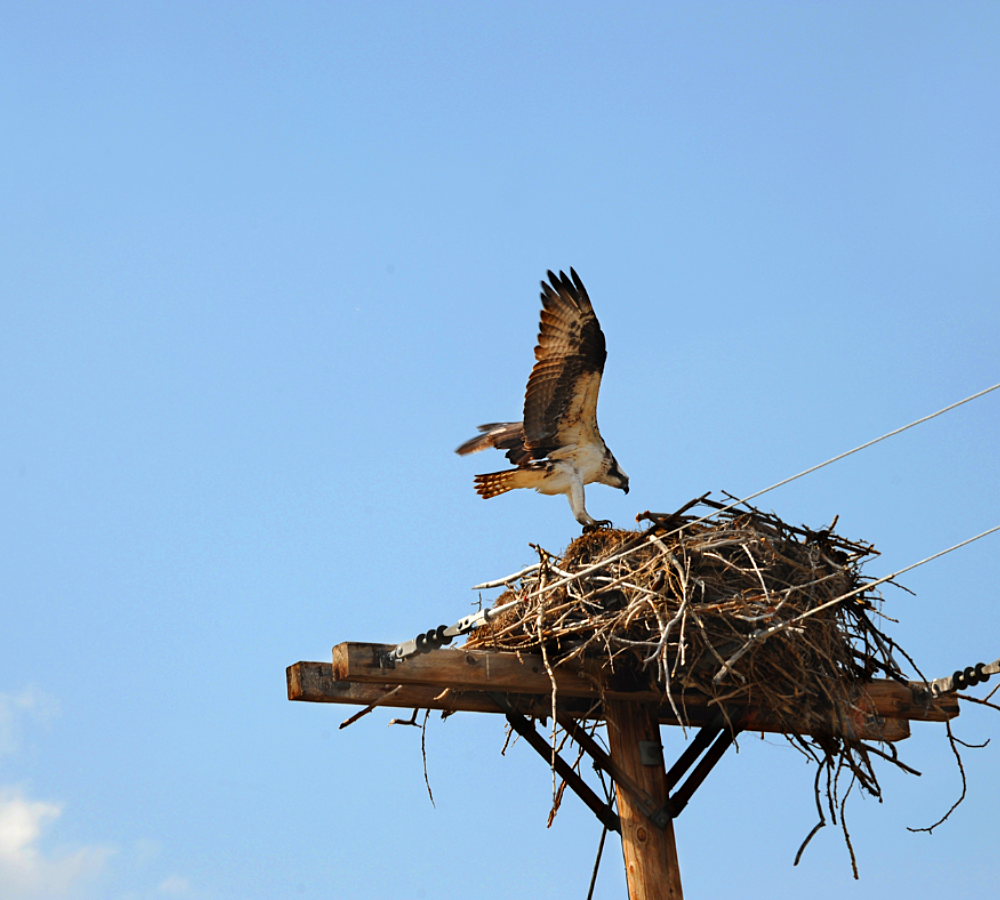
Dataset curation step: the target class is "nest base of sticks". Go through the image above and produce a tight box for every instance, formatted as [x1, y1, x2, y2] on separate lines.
[465, 500, 931, 874]
[469, 503, 893, 735]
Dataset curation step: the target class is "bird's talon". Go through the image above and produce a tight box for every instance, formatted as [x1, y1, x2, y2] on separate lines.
[582, 520, 612, 534]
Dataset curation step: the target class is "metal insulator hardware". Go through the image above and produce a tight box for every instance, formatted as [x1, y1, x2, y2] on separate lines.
[410, 625, 453, 656]
[921, 656, 998, 697]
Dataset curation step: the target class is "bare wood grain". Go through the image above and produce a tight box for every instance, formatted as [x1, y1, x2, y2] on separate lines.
[605, 700, 683, 900]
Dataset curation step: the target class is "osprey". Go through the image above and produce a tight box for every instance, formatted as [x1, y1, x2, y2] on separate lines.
[456, 268, 629, 530]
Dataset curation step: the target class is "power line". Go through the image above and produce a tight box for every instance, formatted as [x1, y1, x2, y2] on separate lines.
[710, 523, 1000, 678]
[734, 380, 1000, 510]
[790, 523, 1000, 626]
[527, 380, 1000, 601]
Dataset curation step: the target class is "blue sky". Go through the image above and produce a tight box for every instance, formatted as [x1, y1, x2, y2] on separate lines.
[2, 2, 999, 898]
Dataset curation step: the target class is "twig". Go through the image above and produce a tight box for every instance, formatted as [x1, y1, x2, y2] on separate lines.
[533, 555, 560, 806]
[795, 762, 828, 866]
[421, 709, 434, 807]
[957, 692, 1000, 714]
[839, 773, 859, 879]
[472, 562, 541, 590]
[586, 826, 609, 900]
[908, 719, 967, 833]
[339, 685, 404, 729]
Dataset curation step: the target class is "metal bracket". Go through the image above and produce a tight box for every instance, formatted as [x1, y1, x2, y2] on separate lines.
[639, 741, 664, 766]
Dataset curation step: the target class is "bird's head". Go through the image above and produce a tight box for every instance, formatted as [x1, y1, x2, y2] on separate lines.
[604, 458, 629, 494]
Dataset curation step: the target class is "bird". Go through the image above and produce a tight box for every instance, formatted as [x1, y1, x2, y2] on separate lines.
[456, 268, 628, 530]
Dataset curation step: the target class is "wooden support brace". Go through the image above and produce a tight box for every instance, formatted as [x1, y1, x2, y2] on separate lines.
[555, 711, 670, 829]
[487, 692, 621, 835]
[666, 726, 741, 820]
[663, 710, 725, 793]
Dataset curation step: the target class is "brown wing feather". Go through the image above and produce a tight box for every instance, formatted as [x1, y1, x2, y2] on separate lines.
[455, 422, 546, 466]
[522, 268, 606, 449]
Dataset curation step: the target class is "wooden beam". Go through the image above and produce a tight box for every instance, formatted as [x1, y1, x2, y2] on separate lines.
[605, 700, 684, 900]
[326, 642, 956, 729]
[738, 704, 910, 742]
[861, 679, 960, 721]
[288, 662, 564, 718]
[290, 662, 706, 724]
[332, 641, 632, 699]
[289, 661, 918, 741]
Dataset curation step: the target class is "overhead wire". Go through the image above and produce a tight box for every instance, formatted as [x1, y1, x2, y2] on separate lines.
[524, 380, 1000, 602]
[797, 524, 1000, 621]
[723, 379, 1000, 513]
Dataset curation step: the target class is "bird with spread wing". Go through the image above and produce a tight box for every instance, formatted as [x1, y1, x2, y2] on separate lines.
[456, 268, 628, 530]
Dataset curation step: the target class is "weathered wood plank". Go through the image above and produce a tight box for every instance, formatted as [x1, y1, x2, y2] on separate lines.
[862, 679, 960, 721]
[329, 642, 958, 722]
[288, 662, 564, 718]
[289, 662, 914, 741]
[739, 703, 910, 742]
[332, 641, 627, 698]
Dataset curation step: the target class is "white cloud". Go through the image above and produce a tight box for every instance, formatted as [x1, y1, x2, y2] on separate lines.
[0, 788, 113, 899]
[0, 688, 194, 899]
[156, 875, 193, 895]
[0, 688, 60, 759]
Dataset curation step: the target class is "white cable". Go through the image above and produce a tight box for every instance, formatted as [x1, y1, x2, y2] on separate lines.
[528, 380, 1000, 601]
[789, 523, 1000, 625]
[733, 380, 1000, 511]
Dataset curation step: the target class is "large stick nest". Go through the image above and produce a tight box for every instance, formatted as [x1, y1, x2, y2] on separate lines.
[465, 498, 920, 868]
[467, 500, 897, 737]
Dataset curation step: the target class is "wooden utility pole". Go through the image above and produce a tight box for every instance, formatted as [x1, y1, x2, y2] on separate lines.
[605, 700, 683, 900]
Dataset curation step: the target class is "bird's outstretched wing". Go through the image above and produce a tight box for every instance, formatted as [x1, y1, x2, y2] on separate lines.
[522, 268, 607, 452]
[454, 421, 539, 466]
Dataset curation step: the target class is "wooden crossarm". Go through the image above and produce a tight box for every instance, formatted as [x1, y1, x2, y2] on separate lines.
[290, 645, 961, 742]
[328, 641, 958, 723]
